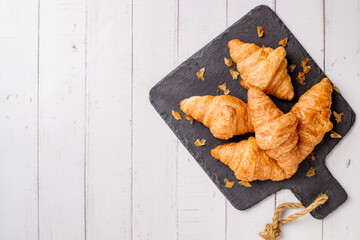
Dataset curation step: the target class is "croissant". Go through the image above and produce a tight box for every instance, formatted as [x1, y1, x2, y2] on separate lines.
[291, 78, 333, 160]
[180, 95, 254, 140]
[228, 39, 294, 100]
[211, 137, 287, 181]
[248, 87, 301, 176]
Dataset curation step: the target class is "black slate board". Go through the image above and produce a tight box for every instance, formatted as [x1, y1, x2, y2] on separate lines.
[149, 5, 356, 219]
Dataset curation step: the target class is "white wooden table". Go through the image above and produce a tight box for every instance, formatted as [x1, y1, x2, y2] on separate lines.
[0, 0, 359, 239]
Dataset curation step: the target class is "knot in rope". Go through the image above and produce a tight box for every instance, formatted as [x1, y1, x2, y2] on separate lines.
[259, 194, 328, 240]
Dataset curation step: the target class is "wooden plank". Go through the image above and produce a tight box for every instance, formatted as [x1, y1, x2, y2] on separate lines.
[177, 1, 226, 239]
[274, 0, 324, 239]
[323, 0, 360, 239]
[38, 0, 86, 239]
[132, 0, 178, 239]
[226, 3, 276, 240]
[0, 1, 39, 239]
[85, 0, 132, 239]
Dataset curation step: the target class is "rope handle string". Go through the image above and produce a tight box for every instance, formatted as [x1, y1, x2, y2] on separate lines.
[259, 194, 329, 240]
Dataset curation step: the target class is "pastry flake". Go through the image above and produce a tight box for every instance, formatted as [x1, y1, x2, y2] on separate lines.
[218, 83, 230, 95]
[257, 26, 264, 37]
[301, 58, 311, 73]
[185, 114, 194, 124]
[229, 69, 240, 80]
[224, 179, 235, 188]
[333, 85, 340, 93]
[224, 57, 233, 67]
[333, 111, 344, 124]
[330, 130, 342, 138]
[307, 152, 315, 161]
[296, 72, 306, 85]
[228, 39, 294, 100]
[180, 95, 254, 140]
[172, 110, 182, 120]
[279, 38, 288, 47]
[196, 67, 205, 80]
[288, 64, 296, 73]
[306, 167, 315, 177]
[239, 180, 252, 187]
[194, 138, 206, 146]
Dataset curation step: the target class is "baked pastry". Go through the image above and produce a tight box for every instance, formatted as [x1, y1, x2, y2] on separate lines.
[211, 137, 287, 181]
[180, 95, 254, 140]
[228, 39, 294, 100]
[248, 87, 301, 177]
[291, 78, 333, 160]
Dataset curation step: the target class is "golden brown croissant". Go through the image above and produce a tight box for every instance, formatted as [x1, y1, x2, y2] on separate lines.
[248, 87, 301, 176]
[211, 137, 287, 181]
[180, 95, 254, 140]
[228, 39, 294, 100]
[291, 78, 333, 160]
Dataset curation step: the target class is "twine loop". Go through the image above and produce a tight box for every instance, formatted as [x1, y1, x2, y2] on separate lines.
[259, 194, 329, 240]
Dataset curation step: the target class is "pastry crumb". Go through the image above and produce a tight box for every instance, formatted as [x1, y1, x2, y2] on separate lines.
[303, 66, 311, 74]
[301, 58, 309, 68]
[230, 69, 240, 80]
[330, 130, 342, 138]
[224, 179, 235, 188]
[306, 167, 315, 177]
[279, 38, 288, 47]
[288, 64, 296, 73]
[172, 110, 182, 120]
[185, 114, 194, 124]
[212, 192, 216, 198]
[333, 111, 344, 124]
[218, 83, 230, 95]
[239, 180, 252, 187]
[307, 152, 315, 161]
[196, 67, 205, 80]
[194, 138, 206, 146]
[333, 85, 340, 94]
[257, 26, 264, 38]
[296, 72, 306, 85]
[224, 57, 233, 67]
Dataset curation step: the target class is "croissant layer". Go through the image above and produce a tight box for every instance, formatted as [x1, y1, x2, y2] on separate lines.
[228, 39, 294, 100]
[211, 137, 287, 181]
[180, 95, 254, 140]
[291, 78, 333, 160]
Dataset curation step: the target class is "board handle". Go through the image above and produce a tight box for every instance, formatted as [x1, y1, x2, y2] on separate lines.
[287, 163, 347, 219]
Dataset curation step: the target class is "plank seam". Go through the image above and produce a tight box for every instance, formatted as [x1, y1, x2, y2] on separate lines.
[322, 0, 326, 239]
[37, 0, 41, 239]
[131, 0, 134, 239]
[84, 0, 89, 239]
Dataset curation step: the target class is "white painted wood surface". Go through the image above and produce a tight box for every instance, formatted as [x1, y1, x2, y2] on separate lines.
[0, 0, 359, 239]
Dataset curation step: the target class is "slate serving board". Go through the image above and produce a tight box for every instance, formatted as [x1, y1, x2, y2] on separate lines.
[149, 5, 356, 219]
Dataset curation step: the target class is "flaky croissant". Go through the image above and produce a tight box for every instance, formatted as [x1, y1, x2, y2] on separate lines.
[180, 95, 254, 140]
[228, 39, 294, 100]
[211, 137, 287, 181]
[248, 87, 301, 177]
[291, 78, 333, 160]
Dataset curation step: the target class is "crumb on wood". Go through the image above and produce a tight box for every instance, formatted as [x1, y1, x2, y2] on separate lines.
[194, 139, 206, 146]
[257, 26, 264, 38]
[224, 179, 235, 188]
[196, 68, 205, 80]
[333, 111, 344, 124]
[239, 180, 252, 187]
[224, 57, 233, 67]
[306, 167, 315, 177]
[230, 69, 240, 80]
[279, 38, 288, 47]
[288, 64, 296, 73]
[172, 110, 182, 120]
[185, 114, 194, 124]
[330, 130, 342, 138]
